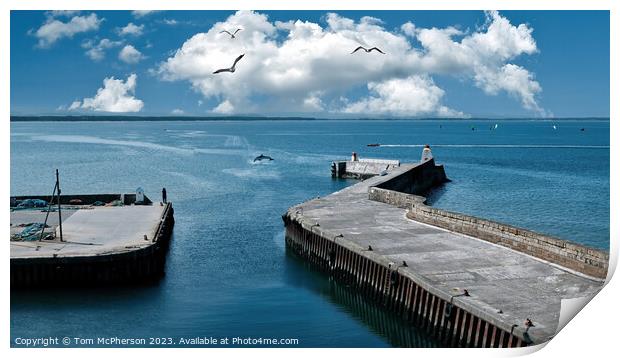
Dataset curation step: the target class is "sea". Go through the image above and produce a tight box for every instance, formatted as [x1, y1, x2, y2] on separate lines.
[10, 118, 610, 347]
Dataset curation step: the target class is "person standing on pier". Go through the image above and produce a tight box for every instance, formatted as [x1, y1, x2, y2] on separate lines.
[162, 187, 167, 204]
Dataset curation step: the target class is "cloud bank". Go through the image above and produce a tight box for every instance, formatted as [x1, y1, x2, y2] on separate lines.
[69, 74, 144, 112]
[156, 10, 545, 117]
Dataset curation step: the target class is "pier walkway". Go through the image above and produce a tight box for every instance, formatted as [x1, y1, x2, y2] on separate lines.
[11, 195, 175, 287]
[285, 162, 604, 346]
[11, 205, 165, 259]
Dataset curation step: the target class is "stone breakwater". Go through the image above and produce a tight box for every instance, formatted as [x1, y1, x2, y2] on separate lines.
[283, 159, 605, 347]
[368, 161, 608, 280]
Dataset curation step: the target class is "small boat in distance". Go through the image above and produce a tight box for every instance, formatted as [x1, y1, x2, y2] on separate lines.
[254, 154, 274, 162]
[367, 143, 381, 147]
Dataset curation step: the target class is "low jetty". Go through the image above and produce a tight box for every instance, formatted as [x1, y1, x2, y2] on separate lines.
[283, 158, 607, 347]
[10, 193, 174, 288]
[332, 157, 400, 179]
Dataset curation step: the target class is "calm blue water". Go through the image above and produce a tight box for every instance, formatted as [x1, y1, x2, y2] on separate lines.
[10, 119, 609, 347]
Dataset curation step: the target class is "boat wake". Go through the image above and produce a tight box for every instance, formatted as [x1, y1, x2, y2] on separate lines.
[379, 144, 609, 149]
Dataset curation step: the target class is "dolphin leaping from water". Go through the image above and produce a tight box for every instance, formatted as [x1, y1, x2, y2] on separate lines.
[253, 154, 274, 162]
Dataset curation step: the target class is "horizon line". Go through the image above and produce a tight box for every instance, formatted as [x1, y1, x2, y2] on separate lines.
[9, 115, 611, 122]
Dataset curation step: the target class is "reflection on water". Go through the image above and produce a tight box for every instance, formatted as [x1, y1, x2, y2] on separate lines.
[284, 249, 442, 348]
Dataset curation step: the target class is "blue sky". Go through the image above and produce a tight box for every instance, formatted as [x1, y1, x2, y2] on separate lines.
[10, 10, 609, 118]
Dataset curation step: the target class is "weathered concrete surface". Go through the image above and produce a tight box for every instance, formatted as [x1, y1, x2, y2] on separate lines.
[10, 208, 77, 231]
[11, 203, 174, 287]
[332, 158, 400, 179]
[288, 163, 604, 344]
[406, 200, 608, 279]
[368, 159, 608, 279]
[11, 205, 164, 259]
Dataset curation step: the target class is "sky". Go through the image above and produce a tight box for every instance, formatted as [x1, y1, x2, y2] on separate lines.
[10, 10, 610, 118]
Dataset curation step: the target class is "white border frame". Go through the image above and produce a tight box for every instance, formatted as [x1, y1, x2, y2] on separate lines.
[2, 1, 616, 358]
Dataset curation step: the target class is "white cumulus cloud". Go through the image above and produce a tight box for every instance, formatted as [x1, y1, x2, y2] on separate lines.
[343, 76, 465, 117]
[163, 19, 178, 26]
[303, 92, 324, 111]
[132, 10, 160, 18]
[68, 101, 81, 110]
[156, 10, 544, 117]
[82, 38, 123, 61]
[46, 10, 81, 18]
[213, 100, 235, 114]
[474, 64, 543, 113]
[118, 22, 144, 37]
[34, 13, 102, 48]
[118, 45, 144, 64]
[69, 74, 144, 112]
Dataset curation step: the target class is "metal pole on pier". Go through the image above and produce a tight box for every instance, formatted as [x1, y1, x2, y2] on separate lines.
[56, 169, 63, 242]
[38, 181, 58, 242]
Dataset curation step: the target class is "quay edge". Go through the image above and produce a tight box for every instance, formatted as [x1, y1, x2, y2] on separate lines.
[10, 195, 175, 288]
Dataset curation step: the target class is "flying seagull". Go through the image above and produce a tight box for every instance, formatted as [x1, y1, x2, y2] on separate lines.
[220, 28, 242, 39]
[351, 46, 385, 54]
[213, 54, 245, 74]
[254, 154, 274, 162]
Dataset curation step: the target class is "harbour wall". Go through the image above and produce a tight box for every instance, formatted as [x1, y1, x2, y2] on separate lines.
[10, 202, 174, 288]
[284, 158, 608, 347]
[368, 158, 448, 207]
[284, 160, 524, 347]
[405, 203, 608, 279]
[367, 159, 608, 279]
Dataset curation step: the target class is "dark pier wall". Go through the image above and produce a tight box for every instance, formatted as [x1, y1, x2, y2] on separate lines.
[373, 158, 448, 195]
[367, 158, 446, 209]
[10, 203, 175, 288]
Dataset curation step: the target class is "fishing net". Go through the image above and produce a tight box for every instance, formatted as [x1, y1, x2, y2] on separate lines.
[15, 199, 48, 209]
[11, 222, 50, 241]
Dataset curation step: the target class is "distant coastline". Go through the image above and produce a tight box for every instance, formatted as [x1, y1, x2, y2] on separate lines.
[9, 115, 611, 122]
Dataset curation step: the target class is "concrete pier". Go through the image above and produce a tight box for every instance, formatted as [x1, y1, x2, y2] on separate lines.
[10, 194, 174, 288]
[283, 159, 607, 347]
[332, 158, 400, 179]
